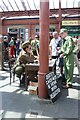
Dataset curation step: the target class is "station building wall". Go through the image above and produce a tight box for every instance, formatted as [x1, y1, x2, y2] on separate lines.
[2, 16, 80, 40]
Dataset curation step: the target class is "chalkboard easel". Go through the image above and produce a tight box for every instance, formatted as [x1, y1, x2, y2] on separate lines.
[45, 72, 61, 103]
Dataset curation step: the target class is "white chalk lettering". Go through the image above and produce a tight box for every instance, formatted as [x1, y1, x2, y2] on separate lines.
[47, 78, 53, 84]
[46, 74, 50, 80]
[48, 84, 51, 89]
[51, 80, 57, 87]
[52, 76, 56, 80]
[46, 72, 54, 80]
[51, 85, 57, 91]
[50, 88, 60, 99]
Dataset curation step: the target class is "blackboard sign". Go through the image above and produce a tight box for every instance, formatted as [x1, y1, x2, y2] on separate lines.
[45, 72, 61, 103]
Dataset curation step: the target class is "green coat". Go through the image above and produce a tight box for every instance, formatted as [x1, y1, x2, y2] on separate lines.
[60, 36, 74, 84]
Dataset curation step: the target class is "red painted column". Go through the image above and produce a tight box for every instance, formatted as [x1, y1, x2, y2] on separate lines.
[0, 15, 2, 70]
[28, 18, 32, 38]
[58, 0, 62, 31]
[38, 0, 49, 98]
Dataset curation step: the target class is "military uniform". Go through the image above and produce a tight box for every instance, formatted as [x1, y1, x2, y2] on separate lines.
[13, 41, 34, 78]
[59, 29, 75, 87]
[31, 37, 39, 56]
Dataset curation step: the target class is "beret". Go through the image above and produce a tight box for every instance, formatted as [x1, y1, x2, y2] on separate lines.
[11, 37, 14, 39]
[22, 41, 30, 49]
[59, 28, 68, 34]
[35, 35, 38, 38]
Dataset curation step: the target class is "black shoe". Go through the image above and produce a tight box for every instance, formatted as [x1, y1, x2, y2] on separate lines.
[62, 82, 66, 85]
[68, 84, 72, 88]
[62, 84, 72, 89]
[62, 74, 66, 84]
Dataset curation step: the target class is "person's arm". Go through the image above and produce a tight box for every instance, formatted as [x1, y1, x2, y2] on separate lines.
[62, 37, 74, 56]
[36, 43, 39, 57]
[49, 46, 52, 58]
[49, 40, 53, 58]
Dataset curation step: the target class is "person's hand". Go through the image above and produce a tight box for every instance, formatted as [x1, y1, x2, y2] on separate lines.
[57, 50, 60, 54]
[60, 54, 64, 58]
[34, 55, 39, 60]
[57, 47, 61, 51]
[34, 59, 38, 63]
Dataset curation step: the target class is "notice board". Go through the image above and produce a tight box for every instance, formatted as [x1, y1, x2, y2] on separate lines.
[45, 72, 61, 103]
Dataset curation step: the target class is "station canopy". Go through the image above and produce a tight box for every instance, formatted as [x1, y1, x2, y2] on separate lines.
[0, 0, 80, 18]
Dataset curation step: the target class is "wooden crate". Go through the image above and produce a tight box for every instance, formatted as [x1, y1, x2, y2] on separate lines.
[29, 81, 38, 86]
[28, 86, 38, 95]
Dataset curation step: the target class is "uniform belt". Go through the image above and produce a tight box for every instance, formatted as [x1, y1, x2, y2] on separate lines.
[52, 56, 58, 59]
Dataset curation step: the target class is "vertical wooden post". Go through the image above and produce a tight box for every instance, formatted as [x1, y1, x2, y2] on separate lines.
[58, 0, 62, 31]
[0, 14, 3, 70]
[38, 0, 49, 98]
[28, 20, 31, 38]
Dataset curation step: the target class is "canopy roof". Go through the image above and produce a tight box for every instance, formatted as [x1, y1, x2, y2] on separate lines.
[0, 0, 80, 18]
[0, 0, 79, 12]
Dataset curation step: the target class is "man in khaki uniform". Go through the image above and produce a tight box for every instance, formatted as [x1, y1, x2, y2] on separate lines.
[17, 41, 34, 64]
[13, 41, 35, 86]
[31, 35, 39, 56]
[59, 29, 75, 88]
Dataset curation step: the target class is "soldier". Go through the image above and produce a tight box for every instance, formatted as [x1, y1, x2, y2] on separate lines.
[16, 41, 34, 64]
[59, 29, 75, 88]
[31, 35, 39, 56]
[13, 41, 35, 86]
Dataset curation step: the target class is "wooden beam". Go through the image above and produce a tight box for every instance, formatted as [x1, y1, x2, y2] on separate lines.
[2, 0, 9, 11]
[26, 0, 31, 10]
[20, 0, 27, 11]
[0, 8, 79, 18]
[0, 5, 4, 12]
[73, 0, 75, 8]
[66, 0, 68, 8]
[14, 0, 20, 11]
[58, 0, 62, 31]
[33, 0, 37, 10]
[8, 0, 14, 11]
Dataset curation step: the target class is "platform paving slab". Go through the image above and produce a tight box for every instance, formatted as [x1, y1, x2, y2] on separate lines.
[0, 66, 80, 118]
